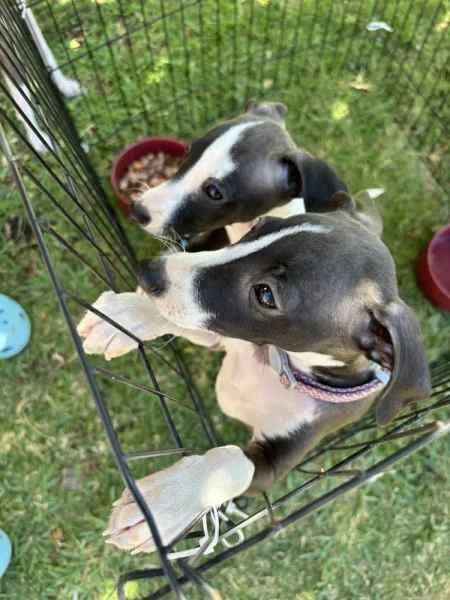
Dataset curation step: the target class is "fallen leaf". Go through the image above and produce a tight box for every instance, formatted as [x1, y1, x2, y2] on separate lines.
[83, 459, 100, 474]
[123, 582, 140, 600]
[435, 10, 450, 32]
[367, 21, 393, 32]
[25, 252, 38, 278]
[50, 527, 64, 547]
[429, 152, 441, 165]
[116, 19, 126, 37]
[331, 100, 350, 121]
[98, 580, 117, 600]
[69, 35, 84, 50]
[350, 81, 372, 92]
[428, 144, 447, 165]
[52, 352, 66, 367]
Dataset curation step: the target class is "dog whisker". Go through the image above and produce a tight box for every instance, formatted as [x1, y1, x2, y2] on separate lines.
[150, 232, 180, 254]
[168, 228, 185, 250]
[167, 228, 188, 253]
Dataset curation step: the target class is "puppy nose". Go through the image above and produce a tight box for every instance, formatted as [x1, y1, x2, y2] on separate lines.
[130, 202, 151, 226]
[137, 259, 167, 295]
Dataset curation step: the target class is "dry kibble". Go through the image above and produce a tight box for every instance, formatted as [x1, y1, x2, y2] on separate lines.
[118, 151, 183, 203]
[164, 166, 178, 177]
[149, 175, 164, 186]
[135, 172, 149, 181]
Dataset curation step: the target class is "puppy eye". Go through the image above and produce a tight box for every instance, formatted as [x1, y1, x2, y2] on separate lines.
[254, 284, 277, 309]
[203, 182, 223, 201]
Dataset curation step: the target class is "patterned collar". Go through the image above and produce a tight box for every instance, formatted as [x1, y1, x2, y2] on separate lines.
[268, 346, 390, 403]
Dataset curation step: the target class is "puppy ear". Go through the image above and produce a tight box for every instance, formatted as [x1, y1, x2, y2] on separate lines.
[246, 100, 287, 122]
[328, 191, 355, 212]
[357, 301, 431, 426]
[282, 150, 349, 211]
[328, 190, 384, 237]
[352, 189, 384, 237]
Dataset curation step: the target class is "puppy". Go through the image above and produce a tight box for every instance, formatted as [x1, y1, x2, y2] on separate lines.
[78, 193, 430, 554]
[130, 100, 348, 244]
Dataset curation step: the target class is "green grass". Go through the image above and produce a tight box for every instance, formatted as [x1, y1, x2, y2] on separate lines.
[1, 1, 450, 599]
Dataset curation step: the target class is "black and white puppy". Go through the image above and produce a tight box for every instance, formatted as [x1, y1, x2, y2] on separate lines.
[78, 194, 430, 554]
[130, 100, 347, 243]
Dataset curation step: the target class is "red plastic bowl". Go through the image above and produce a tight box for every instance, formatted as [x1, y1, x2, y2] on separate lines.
[111, 137, 188, 215]
[416, 223, 450, 312]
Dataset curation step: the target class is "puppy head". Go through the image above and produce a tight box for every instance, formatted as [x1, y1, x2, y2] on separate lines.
[131, 101, 347, 239]
[140, 204, 430, 425]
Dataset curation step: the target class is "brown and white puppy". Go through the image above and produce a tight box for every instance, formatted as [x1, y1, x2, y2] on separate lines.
[78, 194, 430, 554]
[130, 101, 348, 244]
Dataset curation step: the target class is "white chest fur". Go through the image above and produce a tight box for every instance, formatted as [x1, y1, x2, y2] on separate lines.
[215, 339, 318, 440]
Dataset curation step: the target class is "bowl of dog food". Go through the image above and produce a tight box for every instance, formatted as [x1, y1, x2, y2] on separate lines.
[111, 137, 188, 215]
[416, 223, 450, 312]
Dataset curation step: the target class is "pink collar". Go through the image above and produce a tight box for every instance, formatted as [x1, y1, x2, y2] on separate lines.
[268, 346, 390, 403]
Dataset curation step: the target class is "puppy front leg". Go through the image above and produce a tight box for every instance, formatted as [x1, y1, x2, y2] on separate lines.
[104, 434, 323, 554]
[77, 291, 220, 360]
[105, 446, 254, 554]
[243, 440, 276, 494]
[243, 428, 322, 496]
[244, 398, 377, 495]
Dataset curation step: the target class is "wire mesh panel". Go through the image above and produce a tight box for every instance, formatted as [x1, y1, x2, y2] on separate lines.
[26, 0, 449, 189]
[1, 1, 449, 599]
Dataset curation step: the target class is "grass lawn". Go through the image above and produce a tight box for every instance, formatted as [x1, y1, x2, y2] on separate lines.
[1, 1, 449, 599]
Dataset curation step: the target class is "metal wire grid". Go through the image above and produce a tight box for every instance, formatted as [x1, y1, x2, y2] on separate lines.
[1, 1, 449, 599]
[28, 0, 449, 189]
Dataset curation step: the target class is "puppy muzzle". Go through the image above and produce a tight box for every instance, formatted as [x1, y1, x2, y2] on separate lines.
[138, 259, 168, 296]
[130, 202, 151, 226]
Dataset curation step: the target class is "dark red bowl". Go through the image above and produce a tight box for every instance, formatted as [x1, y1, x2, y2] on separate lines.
[111, 137, 188, 215]
[416, 223, 450, 312]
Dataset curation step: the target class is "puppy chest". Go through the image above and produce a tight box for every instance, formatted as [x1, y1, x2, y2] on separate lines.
[215, 344, 318, 439]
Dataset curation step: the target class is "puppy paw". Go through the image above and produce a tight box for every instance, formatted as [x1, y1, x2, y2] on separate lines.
[77, 291, 171, 359]
[104, 446, 254, 554]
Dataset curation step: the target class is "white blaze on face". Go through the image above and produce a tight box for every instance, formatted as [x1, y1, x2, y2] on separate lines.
[152, 222, 332, 330]
[138, 121, 263, 234]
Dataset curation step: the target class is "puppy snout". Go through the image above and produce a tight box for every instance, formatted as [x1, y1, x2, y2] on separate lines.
[130, 202, 151, 226]
[138, 259, 167, 295]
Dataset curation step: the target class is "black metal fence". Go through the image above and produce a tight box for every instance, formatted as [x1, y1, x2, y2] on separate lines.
[1, 1, 449, 598]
